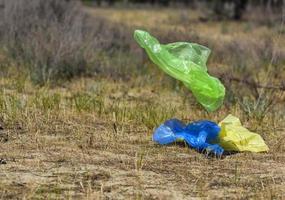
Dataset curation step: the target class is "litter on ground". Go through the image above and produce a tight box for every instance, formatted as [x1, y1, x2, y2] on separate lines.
[153, 115, 269, 155]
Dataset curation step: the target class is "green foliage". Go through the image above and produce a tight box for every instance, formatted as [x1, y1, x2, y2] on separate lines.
[72, 93, 104, 113]
[238, 92, 275, 124]
[108, 101, 177, 130]
[33, 92, 61, 111]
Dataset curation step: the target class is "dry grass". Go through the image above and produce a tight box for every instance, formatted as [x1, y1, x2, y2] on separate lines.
[0, 76, 284, 199]
[0, 6, 284, 200]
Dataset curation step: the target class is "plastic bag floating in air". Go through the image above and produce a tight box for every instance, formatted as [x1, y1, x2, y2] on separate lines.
[153, 119, 224, 156]
[134, 30, 225, 112]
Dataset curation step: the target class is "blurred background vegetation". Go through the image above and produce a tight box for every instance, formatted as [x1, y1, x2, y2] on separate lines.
[83, 0, 283, 20]
[0, 0, 283, 83]
[0, 0, 284, 104]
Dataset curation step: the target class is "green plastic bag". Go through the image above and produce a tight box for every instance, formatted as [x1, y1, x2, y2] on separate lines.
[218, 114, 269, 152]
[134, 30, 225, 112]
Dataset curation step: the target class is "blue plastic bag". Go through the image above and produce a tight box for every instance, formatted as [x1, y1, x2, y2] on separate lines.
[153, 119, 224, 156]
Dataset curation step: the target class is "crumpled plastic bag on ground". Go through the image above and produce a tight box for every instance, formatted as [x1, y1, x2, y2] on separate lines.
[153, 119, 224, 156]
[134, 30, 225, 112]
[153, 115, 269, 155]
[218, 114, 269, 152]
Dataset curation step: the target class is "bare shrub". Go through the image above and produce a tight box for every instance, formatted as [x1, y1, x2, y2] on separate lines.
[0, 0, 93, 84]
[0, 0, 135, 85]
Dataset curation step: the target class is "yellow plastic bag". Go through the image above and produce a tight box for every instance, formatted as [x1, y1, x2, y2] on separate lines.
[218, 114, 269, 152]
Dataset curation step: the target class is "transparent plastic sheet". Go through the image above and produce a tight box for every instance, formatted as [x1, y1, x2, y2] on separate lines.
[153, 119, 224, 156]
[218, 114, 269, 152]
[134, 30, 225, 112]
